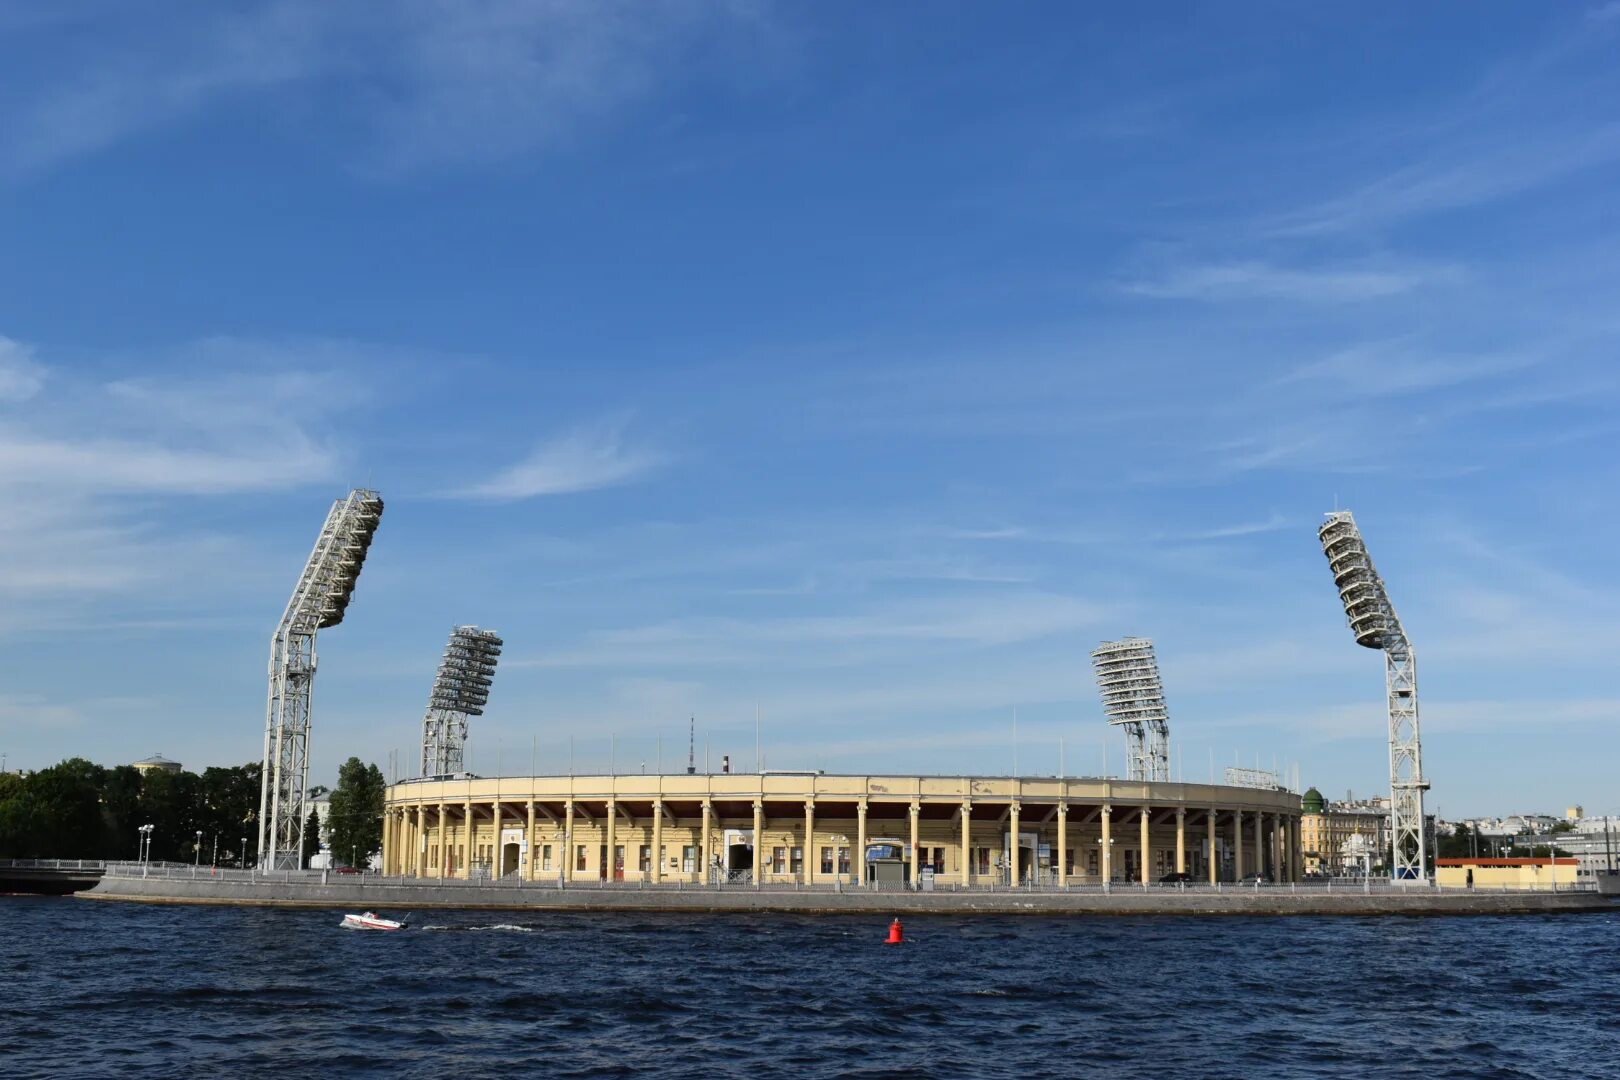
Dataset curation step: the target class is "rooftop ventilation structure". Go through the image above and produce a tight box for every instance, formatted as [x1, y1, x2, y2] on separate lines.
[421, 626, 504, 778]
[1091, 637, 1171, 782]
[1319, 510, 1429, 882]
[258, 489, 384, 870]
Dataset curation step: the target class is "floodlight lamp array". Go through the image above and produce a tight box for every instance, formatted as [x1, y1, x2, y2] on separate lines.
[316, 491, 384, 629]
[1318, 511, 1400, 651]
[427, 626, 503, 716]
[1090, 637, 1169, 727]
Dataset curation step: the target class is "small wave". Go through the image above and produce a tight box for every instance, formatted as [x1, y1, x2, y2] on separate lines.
[418, 923, 537, 932]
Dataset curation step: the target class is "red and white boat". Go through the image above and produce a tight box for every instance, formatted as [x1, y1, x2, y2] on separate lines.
[341, 911, 407, 931]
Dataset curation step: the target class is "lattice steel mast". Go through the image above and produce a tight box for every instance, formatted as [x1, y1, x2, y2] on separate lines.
[1091, 637, 1171, 782]
[420, 626, 504, 777]
[1319, 511, 1429, 882]
[257, 489, 384, 870]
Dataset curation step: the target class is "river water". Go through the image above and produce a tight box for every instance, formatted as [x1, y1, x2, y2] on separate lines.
[2, 897, 1617, 1079]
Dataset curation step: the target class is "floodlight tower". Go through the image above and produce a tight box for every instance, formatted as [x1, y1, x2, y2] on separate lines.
[1318, 511, 1429, 882]
[420, 626, 504, 777]
[1091, 637, 1171, 782]
[257, 489, 384, 870]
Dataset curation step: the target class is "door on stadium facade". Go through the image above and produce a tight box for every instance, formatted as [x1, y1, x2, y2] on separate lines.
[501, 843, 520, 878]
[596, 844, 625, 880]
[724, 828, 755, 882]
[1004, 830, 1039, 884]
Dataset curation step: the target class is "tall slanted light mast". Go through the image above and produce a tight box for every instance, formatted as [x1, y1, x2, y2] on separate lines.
[420, 626, 504, 777]
[1091, 637, 1171, 782]
[258, 489, 384, 870]
[1318, 511, 1429, 882]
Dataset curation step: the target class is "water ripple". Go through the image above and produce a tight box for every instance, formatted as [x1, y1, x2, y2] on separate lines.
[1, 898, 1617, 1079]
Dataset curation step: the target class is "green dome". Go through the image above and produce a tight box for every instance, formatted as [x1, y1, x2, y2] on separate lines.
[1302, 787, 1326, 814]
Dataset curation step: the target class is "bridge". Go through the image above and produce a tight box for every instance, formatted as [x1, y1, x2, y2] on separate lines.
[0, 859, 108, 895]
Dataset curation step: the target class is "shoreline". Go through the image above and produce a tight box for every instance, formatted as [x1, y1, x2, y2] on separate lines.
[81, 874, 1613, 916]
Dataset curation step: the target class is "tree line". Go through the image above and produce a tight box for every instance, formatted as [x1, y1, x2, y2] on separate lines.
[0, 756, 385, 867]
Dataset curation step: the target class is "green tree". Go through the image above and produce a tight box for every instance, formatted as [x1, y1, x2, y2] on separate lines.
[136, 768, 202, 862]
[198, 763, 261, 866]
[327, 758, 384, 869]
[99, 766, 145, 856]
[301, 809, 322, 864]
[21, 759, 107, 858]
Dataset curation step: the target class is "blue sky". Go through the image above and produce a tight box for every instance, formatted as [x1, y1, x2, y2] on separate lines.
[1, 2, 1617, 816]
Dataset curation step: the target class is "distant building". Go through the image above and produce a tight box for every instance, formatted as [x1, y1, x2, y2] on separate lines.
[1566, 805, 1584, 822]
[1517, 823, 1620, 883]
[1301, 787, 1387, 875]
[130, 754, 182, 776]
[1436, 857, 1577, 889]
[306, 789, 333, 869]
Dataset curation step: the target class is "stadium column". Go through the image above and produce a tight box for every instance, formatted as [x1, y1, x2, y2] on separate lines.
[1232, 810, 1244, 881]
[491, 801, 503, 878]
[856, 799, 868, 887]
[908, 801, 920, 886]
[526, 801, 537, 881]
[700, 798, 712, 885]
[1175, 808, 1187, 875]
[1206, 810, 1217, 885]
[960, 800, 972, 886]
[1293, 816, 1303, 881]
[752, 800, 764, 886]
[1008, 801, 1021, 886]
[1100, 804, 1112, 883]
[563, 800, 575, 884]
[1140, 808, 1152, 884]
[605, 800, 617, 884]
[439, 803, 449, 878]
[652, 800, 663, 885]
[803, 800, 815, 886]
[1253, 811, 1263, 881]
[413, 805, 425, 876]
[1056, 803, 1068, 888]
[462, 796, 473, 879]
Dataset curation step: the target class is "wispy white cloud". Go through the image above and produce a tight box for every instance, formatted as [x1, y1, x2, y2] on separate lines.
[460, 416, 665, 499]
[0, 335, 44, 401]
[0, 0, 779, 176]
[528, 590, 1104, 669]
[1123, 258, 1457, 303]
[0, 332, 371, 611]
[1274, 341, 1540, 398]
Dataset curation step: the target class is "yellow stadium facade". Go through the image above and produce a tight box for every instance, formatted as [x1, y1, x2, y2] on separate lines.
[383, 773, 1304, 886]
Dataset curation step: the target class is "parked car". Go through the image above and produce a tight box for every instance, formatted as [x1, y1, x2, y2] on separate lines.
[335, 866, 364, 875]
[1157, 871, 1194, 885]
[1239, 872, 1271, 884]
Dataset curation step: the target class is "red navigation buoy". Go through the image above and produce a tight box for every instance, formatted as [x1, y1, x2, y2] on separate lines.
[885, 917, 904, 945]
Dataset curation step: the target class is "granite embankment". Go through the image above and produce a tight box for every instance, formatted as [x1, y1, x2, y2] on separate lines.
[83, 872, 1612, 916]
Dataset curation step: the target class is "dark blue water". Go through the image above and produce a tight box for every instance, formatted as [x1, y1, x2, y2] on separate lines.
[3, 898, 1617, 1079]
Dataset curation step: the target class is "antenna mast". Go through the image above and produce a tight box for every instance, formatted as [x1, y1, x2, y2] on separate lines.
[1319, 511, 1429, 882]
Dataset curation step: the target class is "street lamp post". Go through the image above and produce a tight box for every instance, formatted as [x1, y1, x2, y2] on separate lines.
[240, 836, 247, 869]
[137, 824, 154, 868]
[194, 830, 203, 868]
[211, 835, 218, 867]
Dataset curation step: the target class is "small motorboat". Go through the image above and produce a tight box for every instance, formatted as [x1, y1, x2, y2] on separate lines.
[341, 911, 407, 931]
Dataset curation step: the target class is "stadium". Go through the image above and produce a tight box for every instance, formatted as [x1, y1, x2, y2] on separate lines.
[381, 772, 1303, 886]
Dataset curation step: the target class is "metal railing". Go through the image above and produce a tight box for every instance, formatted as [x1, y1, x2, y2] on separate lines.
[96, 861, 1598, 894]
[0, 858, 110, 871]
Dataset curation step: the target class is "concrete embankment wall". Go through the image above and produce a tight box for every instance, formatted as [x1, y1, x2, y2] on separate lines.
[83, 875, 1613, 916]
